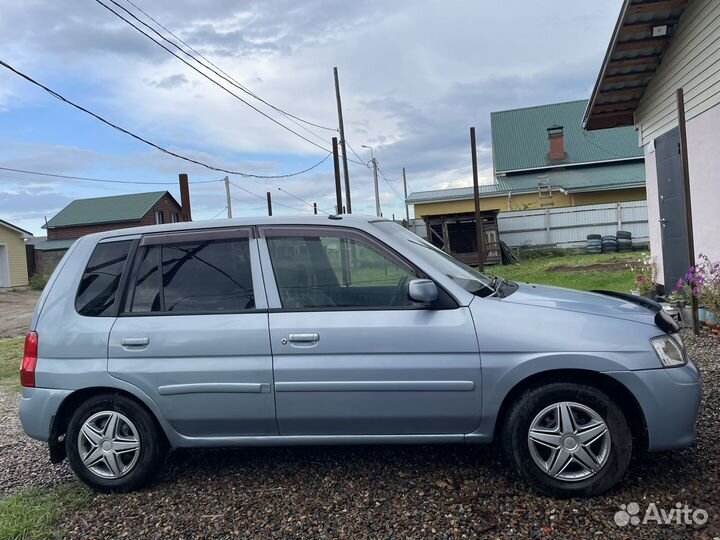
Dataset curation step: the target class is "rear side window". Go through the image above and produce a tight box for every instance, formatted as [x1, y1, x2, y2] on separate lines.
[129, 237, 255, 313]
[76, 240, 133, 317]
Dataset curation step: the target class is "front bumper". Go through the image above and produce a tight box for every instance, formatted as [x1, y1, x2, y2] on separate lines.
[19, 387, 73, 442]
[605, 360, 702, 451]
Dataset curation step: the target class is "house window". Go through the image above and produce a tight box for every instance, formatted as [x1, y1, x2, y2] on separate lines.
[171, 212, 180, 223]
[155, 211, 164, 224]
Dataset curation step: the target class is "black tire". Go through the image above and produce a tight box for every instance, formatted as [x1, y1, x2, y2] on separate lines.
[501, 382, 632, 498]
[616, 231, 632, 239]
[587, 234, 602, 240]
[66, 393, 166, 492]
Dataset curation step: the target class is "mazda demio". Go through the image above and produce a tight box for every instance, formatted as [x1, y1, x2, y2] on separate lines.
[19, 215, 701, 497]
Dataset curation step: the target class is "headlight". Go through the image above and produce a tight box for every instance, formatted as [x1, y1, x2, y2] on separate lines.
[650, 334, 687, 367]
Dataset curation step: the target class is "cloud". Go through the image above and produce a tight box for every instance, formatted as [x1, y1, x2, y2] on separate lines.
[148, 74, 190, 89]
[0, 0, 624, 230]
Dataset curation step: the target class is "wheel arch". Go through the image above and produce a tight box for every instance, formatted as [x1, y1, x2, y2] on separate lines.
[50, 386, 173, 462]
[493, 369, 648, 451]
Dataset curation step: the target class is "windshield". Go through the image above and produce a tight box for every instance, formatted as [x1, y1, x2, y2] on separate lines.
[375, 221, 496, 297]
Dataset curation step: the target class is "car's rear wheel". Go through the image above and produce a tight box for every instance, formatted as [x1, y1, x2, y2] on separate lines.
[66, 394, 166, 492]
[502, 382, 632, 498]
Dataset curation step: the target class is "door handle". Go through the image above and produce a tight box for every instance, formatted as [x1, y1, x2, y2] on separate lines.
[121, 337, 149, 347]
[288, 333, 319, 343]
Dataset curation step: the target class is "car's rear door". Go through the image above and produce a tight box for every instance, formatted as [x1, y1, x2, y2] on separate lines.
[260, 225, 482, 436]
[108, 227, 277, 438]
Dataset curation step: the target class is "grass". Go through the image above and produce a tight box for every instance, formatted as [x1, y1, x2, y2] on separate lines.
[0, 337, 23, 393]
[492, 251, 639, 293]
[0, 484, 91, 540]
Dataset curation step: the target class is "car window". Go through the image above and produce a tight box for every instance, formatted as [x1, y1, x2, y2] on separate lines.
[267, 233, 418, 309]
[129, 237, 255, 313]
[76, 240, 133, 317]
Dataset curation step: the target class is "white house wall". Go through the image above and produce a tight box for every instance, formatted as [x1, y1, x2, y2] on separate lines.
[642, 101, 720, 286]
[635, 0, 720, 147]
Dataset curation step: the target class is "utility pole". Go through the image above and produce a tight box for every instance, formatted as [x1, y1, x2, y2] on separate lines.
[313, 202, 318, 215]
[332, 136, 343, 214]
[333, 67, 352, 213]
[470, 127, 485, 272]
[266, 191, 272, 216]
[677, 88, 699, 335]
[224, 176, 233, 218]
[371, 157, 380, 217]
[402, 167, 409, 224]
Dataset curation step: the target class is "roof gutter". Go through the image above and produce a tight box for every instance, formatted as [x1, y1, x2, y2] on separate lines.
[497, 156, 641, 176]
[582, 0, 631, 128]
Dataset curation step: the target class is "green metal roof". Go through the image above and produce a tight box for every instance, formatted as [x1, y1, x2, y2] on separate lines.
[406, 162, 645, 204]
[491, 100, 643, 173]
[32, 238, 77, 251]
[45, 191, 169, 229]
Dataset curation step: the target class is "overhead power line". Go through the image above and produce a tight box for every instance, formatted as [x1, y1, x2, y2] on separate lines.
[121, 0, 337, 134]
[228, 180, 309, 212]
[0, 58, 332, 179]
[376, 163, 406, 201]
[0, 166, 221, 185]
[94, 0, 330, 153]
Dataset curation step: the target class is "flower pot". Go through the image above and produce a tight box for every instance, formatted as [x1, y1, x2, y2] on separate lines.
[706, 311, 719, 326]
[680, 306, 694, 327]
[699, 308, 708, 323]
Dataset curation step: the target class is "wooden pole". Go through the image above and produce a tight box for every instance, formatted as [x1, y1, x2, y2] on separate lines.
[676, 88, 699, 335]
[334, 67, 352, 213]
[266, 191, 272, 216]
[332, 137, 343, 214]
[313, 202, 318, 215]
[402, 167, 410, 224]
[470, 127, 485, 271]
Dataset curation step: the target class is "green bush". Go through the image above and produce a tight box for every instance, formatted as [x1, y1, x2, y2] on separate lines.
[28, 274, 48, 291]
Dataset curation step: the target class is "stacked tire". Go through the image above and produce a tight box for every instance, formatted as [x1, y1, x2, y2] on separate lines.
[587, 234, 602, 254]
[601, 235, 618, 253]
[616, 230, 632, 252]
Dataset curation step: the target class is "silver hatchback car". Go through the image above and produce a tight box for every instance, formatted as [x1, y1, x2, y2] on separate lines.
[19, 215, 701, 497]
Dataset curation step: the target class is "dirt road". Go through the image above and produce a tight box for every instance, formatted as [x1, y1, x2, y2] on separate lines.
[0, 290, 41, 338]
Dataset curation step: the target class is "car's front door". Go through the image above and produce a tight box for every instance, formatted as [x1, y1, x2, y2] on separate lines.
[108, 227, 277, 439]
[260, 226, 482, 436]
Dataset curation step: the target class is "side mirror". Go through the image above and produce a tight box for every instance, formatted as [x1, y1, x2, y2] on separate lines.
[408, 279, 438, 305]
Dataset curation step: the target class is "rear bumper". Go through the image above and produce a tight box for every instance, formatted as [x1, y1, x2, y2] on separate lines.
[605, 361, 702, 451]
[19, 387, 72, 442]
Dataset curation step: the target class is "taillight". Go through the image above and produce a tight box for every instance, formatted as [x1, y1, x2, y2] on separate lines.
[20, 331, 38, 388]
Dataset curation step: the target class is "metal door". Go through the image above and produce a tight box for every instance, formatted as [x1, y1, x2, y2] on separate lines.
[108, 228, 277, 439]
[259, 226, 483, 436]
[655, 127, 690, 291]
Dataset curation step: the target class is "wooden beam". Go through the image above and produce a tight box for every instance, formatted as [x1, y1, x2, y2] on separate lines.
[598, 87, 647, 97]
[618, 21, 676, 36]
[591, 100, 640, 113]
[614, 37, 671, 51]
[585, 112, 635, 130]
[603, 71, 656, 84]
[627, 0, 687, 16]
[607, 56, 660, 68]
[588, 109, 637, 120]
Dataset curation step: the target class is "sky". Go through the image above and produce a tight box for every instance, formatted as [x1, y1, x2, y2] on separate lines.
[0, 0, 622, 236]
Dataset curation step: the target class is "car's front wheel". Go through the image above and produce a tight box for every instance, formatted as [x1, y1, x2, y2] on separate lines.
[502, 382, 632, 498]
[66, 394, 166, 492]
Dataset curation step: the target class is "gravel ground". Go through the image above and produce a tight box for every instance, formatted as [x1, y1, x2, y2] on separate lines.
[0, 289, 40, 338]
[1, 330, 718, 539]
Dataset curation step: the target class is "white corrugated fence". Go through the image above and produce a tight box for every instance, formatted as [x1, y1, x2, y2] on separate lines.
[496, 200, 648, 248]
